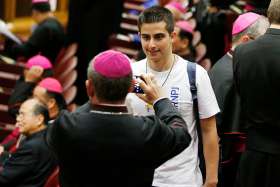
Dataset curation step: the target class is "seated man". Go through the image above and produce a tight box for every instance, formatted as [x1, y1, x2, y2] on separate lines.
[46, 50, 192, 187]
[173, 20, 197, 61]
[33, 77, 66, 120]
[8, 54, 53, 117]
[0, 98, 57, 186]
[4, 0, 66, 62]
[1, 78, 66, 163]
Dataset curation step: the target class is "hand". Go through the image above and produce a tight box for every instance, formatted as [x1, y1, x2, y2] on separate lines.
[0, 145, 4, 155]
[24, 66, 44, 82]
[136, 73, 163, 105]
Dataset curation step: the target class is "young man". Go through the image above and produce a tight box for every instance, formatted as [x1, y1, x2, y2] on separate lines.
[46, 50, 192, 187]
[126, 6, 220, 187]
[233, 0, 280, 186]
[4, 0, 65, 62]
[0, 98, 57, 186]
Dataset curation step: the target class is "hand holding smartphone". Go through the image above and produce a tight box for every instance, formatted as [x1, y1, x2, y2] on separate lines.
[133, 75, 144, 94]
[133, 74, 164, 105]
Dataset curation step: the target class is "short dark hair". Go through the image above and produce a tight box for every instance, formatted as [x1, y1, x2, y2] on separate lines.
[138, 6, 174, 34]
[178, 30, 193, 42]
[267, 0, 280, 24]
[87, 61, 132, 102]
[31, 2, 51, 13]
[178, 30, 196, 60]
[33, 101, 49, 124]
[45, 91, 67, 111]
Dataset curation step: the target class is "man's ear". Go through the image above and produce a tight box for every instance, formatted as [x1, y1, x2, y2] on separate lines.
[37, 114, 45, 126]
[47, 98, 56, 109]
[240, 35, 250, 43]
[86, 79, 94, 98]
[171, 30, 177, 41]
[182, 38, 190, 49]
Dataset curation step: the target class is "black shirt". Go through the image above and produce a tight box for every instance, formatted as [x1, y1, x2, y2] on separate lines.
[233, 28, 280, 154]
[46, 99, 191, 187]
[0, 130, 57, 187]
[7, 17, 65, 63]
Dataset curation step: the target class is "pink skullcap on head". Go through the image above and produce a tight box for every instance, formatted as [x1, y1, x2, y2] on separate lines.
[32, 0, 49, 3]
[25, 54, 53, 69]
[25, 55, 52, 69]
[38, 78, 63, 94]
[232, 12, 261, 35]
[176, 20, 194, 34]
[92, 50, 132, 78]
[166, 1, 186, 13]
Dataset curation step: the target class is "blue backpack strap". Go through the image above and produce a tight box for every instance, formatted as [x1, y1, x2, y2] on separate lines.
[187, 62, 197, 101]
[187, 61, 206, 180]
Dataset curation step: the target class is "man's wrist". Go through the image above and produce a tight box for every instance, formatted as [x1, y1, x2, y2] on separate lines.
[152, 97, 168, 106]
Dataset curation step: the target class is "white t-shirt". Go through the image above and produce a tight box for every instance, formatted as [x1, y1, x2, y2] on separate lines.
[126, 55, 220, 187]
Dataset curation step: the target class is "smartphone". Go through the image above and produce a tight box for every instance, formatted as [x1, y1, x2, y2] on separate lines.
[133, 75, 144, 94]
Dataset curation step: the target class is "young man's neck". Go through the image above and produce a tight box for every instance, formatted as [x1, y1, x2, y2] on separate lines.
[148, 53, 174, 72]
[178, 48, 190, 57]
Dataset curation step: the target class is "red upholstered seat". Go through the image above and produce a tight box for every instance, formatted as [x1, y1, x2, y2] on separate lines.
[59, 70, 77, 91]
[63, 85, 77, 105]
[44, 167, 60, 187]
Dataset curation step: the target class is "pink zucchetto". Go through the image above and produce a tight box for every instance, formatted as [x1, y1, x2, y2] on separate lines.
[38, 78, 63, 94]
[165, 1, 186, 14]
[92, 50, 132, 78]
[25, 54, 53, 69]
[232, 12, 261, 35]
[32, 0, 49, 3]
[176, 20, 194, 34]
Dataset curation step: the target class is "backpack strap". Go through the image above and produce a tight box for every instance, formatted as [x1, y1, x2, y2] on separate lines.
[186, 61, 206, 180]
[187, 62, 197, 99]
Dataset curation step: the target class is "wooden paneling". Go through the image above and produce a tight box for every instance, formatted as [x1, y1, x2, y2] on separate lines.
[0, 1, 4, 20]
[4, 0, 16, 21]
[3, 0, 68, 37]
[16, 0, 31, 17]
[57, 0, 68, 12]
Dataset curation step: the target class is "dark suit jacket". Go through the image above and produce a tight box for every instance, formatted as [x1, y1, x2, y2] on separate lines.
[6, 18, 65, 62]
[0, 130, 57, 187]
[209, 53, 243, 133]
[8, 76, 36, 117]
[233, 28, 280, 154]
[46, 98, 191, 187]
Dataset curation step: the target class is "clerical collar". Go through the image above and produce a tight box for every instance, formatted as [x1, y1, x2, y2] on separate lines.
[227, 49, 234, 58]
[90, 104, 130, 115]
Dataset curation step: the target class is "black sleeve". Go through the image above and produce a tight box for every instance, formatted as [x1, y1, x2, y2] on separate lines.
[75, 101, 91, 113]
[233, 45, 241, 94]
[142, 98, 192, 167]
[0, 144, 35, 185]
[8, 78, 36, 117]
[8, 25, 49, 59]
[45, 113, 64, 156]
